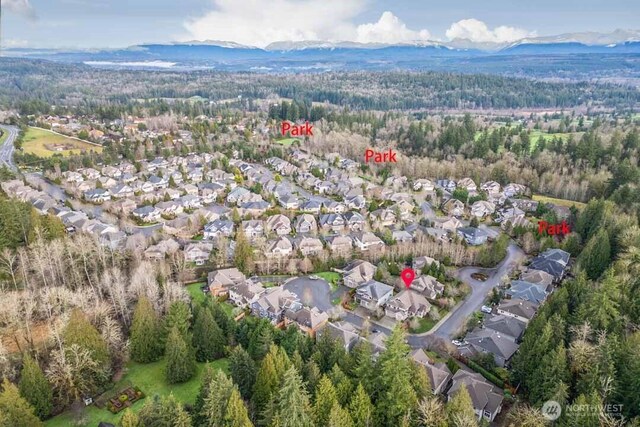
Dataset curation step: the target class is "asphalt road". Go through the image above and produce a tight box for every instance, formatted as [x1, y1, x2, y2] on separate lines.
[284, 276, 333, 311]
[0, 124, 18, 171]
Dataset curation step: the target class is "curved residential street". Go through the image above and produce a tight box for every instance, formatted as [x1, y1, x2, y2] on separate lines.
[0, 124, 18, 171]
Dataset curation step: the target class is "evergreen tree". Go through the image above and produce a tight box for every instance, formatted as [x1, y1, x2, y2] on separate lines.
[120, 408, 140, 427]
[417, 395, 447, 427]
[164, 300, 192, 340]
[201, 370, 234, 427]
[329, 364, 353, 406]
[63, 309, 110, 367]
[234, 228, 254, 273]
[529, 344, 570, 406]
[130, 296, 163, 363]
[446, 384, 477, 427]
[193, 365, 216, 427]
[303, 359, 321, 395]
[411, 362, 431, 402]
[252, 345, 289, 419]
[224, 388, 253, 427]
[248, 321, 274, 360]
[0, 379, 43, 427]
[268, 367, 313, 427]
[229, 346, 257, 399]
[165, 326, 196, 384]
[578, 229, 611, 280]
[18, 354, 53, 420]
[138, 394, 192, 427]
[350, 341, 375, 396]
[312, 375, 338, 427]
[327, 401, 354, 427]
[349, 383, 374, 427]
[376, 325, 418, 426]
[193, 307, 226, 361]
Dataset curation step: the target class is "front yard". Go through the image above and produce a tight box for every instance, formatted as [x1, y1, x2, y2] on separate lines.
[315, 271, 341, 291]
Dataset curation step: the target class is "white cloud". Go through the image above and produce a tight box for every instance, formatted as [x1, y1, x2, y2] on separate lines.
[2, 0, 36, 19]
[356, 11, 430, 44]
[5, 38, 29, 48]
[183, 0, 366, 48]
[446, 18, 533, 43]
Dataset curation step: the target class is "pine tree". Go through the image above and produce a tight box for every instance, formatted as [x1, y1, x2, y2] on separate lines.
[303, 359, 321, 395]
[130, 296, 163, 363]
[234, 227, 254, 273]
[329, 364, 353, 406]
[18, 354, 53, 420]
[229, 346, 257, 399]
[447, 384, 477, 427]
[349, 383, 374, 427]
[193, 307, 226, 361]
[376, 325, 418, 426]
[138, 394, 192, 427]
[201, 370, 234, 427]
[164, 300, 192, 340]
[578, 229, 611, 280]
[252, 349, 279, 418]
[417, 395, 447, 427]
[194, 366, 216, 426]
[120, 408, 140, 427]
[350, 341, 375, 396]
[411, 361, 432, 402]
[63, 309, 110, 367]
[165, 326, 196, 384]
[268, 367, 313, 427]
[0, 379, 43, 427]
[224, 388, 253, 427]
[312, 375, 338, 427]
[328, 401, 354, 427]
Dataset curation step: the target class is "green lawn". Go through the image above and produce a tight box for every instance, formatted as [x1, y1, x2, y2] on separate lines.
[274, 137, 298, 147]
[23, 127, 103, 158]
[45, 358, 228, 427]
[409, 317, 438, 334]
[186, 281, 207, 305]
[316, 271, 341, 291]
[533, 194, 586, 209]
[0, 129, 8, 146]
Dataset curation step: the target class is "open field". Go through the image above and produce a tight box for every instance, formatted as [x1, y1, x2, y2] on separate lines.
[316, 271, 341, 291]
[533, 194, 586, 209]
[274, 137, 298, 147]
[23, 127, 103, 157]
[45, 358, 229, 427]
[186, 281, 207, 305]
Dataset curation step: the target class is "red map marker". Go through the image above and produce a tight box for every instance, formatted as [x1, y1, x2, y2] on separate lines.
[401, 268, 416, 288]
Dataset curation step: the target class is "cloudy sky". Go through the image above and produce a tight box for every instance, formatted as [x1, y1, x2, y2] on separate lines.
[1, 0, 638, 48]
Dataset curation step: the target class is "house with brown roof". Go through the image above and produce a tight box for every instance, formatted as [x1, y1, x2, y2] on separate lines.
[411, 349, 453, 395]
[497, 298, 537, 324]
[284, 306, 329, 337]
[447, 370, 504, 422]
[251, 287, 299, 325]
[384, 289, 431, 321]
[229, 280, 266, 308]
[342, 260, 376, 288]
[208, 268, 246, 297]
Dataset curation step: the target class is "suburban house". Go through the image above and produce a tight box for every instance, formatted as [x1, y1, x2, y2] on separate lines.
[519, 269, 555, 292]
[144, 239, 180, 260]
[433, 216, 463, 232]
[384, 289, 431, 321]
[241, 220, 265, 240]
[483, 314, 527, 343]
[528, 248, 570, 282]
[409, 275, 445, 300]
[266, 236, 294, 257]
[413, 179, 435, 192]
[480, 181, 501, 195]
[342, 260, 377, 288]
[369, 208, 397, 227]
[132, 206, 161, 223]
[229, 280, 266, 308]
[84, 188, 111, 203]
[293, 235, 324, 256]
[317, 321, 360, 351]
[284, 306, 329, 337]
[457, 227, 489, 246]
[294, 214, 317, 234]
[413, 256, 440, 272]
[208, 268, 246, 296]
[355, 280, 394, 311]
[459, 328, 519, 368]
[497, 298, 537, 324]
[447, 370, 504, 422]
[155, 200, 183, 217]
[343, 211, 366, 231]
[265, 214, 292, 236]
[300, 200, 322, 214]
[226, 187, 250, 205]
[443, 199, 465, 217]
[470, 200, 496, 218]
[323, 234, 353, 253]
[457, 177, 478, 194]
[203, 219, 234, 239]
[278, 194, 300, 210]
[506, 281, 548, 305]
[503, 183, 527, 198]
[411, 349, 453, 395]
[109, 184, 134, 199]
[251, 287, 299, 325]
[319, 214, 345, 232]
[183, 242, 214, 265]
[352, 232, 385, 252]
[392, 229, 413, 243]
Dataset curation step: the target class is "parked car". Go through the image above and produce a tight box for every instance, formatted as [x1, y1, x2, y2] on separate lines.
[481, 305, 492, 314]
[309, 275, 320, 280]
[452, 339, 464, 346]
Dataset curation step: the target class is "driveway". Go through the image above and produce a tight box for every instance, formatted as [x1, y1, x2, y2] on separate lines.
[284, 276, 333, 311]
[0, 124, 18, 171]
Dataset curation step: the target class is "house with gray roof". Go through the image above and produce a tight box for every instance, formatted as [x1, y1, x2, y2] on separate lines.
[483, 314, 526, 343]
[385, 289, 431, 321]
[457, 227, 489, 246]
[506, 281, 548, 305]
[355, 280, 394, 311]
[460, 328, 520, 367]
[411, 349, 452, 395]
[447, 370, 504, 422]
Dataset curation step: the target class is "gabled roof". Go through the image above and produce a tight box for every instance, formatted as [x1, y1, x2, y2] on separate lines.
[356, 280, 393, 300]
[464, 328, 519, 360]
[448, 370, 503, 415]
[498, 298, 537, 319]
[483, 314, 526, 341]
[506, 281, 547, 304]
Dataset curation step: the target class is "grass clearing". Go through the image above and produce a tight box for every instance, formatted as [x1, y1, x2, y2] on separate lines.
[316, 271, 341, 291]
[23, 127, 103, 158]
[186, 281, 207, 305]
[0, 129, 8, 146]
[409, 317, 438, 334]
[45, 358, 228, 427]
[533, 194, 586, 209]
[274, 137, 299, 147]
